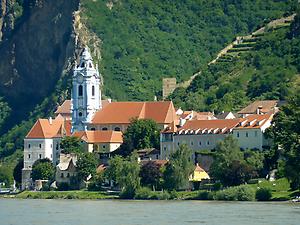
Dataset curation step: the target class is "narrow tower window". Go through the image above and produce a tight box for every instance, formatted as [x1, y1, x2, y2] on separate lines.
[79, 85, 83, 96]
[92, 85, 95, 96]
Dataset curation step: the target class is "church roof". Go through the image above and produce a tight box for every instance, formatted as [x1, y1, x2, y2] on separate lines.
[55, 100, 71, 114]
[26, 118, 71, 139]
[73, 130, 123, 143]
[91, 101, 176, 125]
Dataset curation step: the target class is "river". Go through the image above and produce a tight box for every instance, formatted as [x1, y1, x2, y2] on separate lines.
[0, 199, 299, 225]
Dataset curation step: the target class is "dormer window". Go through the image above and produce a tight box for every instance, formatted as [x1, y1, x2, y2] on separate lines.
[78, 85, 83, 96]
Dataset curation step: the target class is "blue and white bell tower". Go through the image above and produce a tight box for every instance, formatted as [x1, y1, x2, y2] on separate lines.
[71, 47, 102, 132]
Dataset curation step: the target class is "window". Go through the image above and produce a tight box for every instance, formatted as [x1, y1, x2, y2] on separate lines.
[39, 154, 42, 159]
[191, 141, 193, 146]
[28, 154, 31, 159]
[246, 132, 248, 137]
[89, 62, 92, 68]
[102, 127, 108, 131]
[39, 144, 42, 148]
[61, 173, 64, 178]
[92, 85, 95, 96]
[50, 154, 52, 158]
[237, 132, 239, 138]
[102, 145, 106, 149]
[28, 144, 31, 149]
[207, 141, 210, 146]
[91, 128, 96, 131]
[114, 127, 121, 131]
[79, 112, 83, 117]
[177, 142, 180, 146]
[199, 141, 202, 146]
[56, 144, 59, 150]
[164, 147, 167, 151]
[78, 85, 83, 96]
[67, 173, 70, 178]
[81, 62, 85, 68]
[255, 131, 258, 137]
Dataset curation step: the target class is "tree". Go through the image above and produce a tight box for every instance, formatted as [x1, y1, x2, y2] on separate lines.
[163, 144, 194, 190]
[210, 136, 256, 186]
[106, 152, 140, 198]
[60, 136, 83, 154]
[140, 161, 162, 190]
[270, 89, 300, 189]
[13, 158, 24, 187]
[0, 165, 13, 187]
[31, 158, 55, 181]
[76, 152, 98, 181]
[119, 118, 160, 156]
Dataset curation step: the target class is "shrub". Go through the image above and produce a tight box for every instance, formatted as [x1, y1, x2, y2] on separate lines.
[215, 185, 255, 201]
[151, 191, 170, 200]
[256, 187, 272, 201]
[169, 190, 178, 199]
[196, 191, 214, 200]
[57, 182, 70, 191]
[134, 187, 152, 199]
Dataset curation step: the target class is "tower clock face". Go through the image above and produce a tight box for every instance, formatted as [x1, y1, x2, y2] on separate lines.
[78, 73, 84, 83]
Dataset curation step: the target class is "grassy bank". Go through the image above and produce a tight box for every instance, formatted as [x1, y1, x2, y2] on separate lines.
[15, 190, 119, 200]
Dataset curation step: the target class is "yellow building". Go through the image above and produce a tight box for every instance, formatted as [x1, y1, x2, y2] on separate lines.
[189, 163, 210, 182]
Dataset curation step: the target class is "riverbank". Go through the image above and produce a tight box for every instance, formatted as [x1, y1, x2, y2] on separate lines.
[14, 190, 119, 200]
[2, 178, 298, 201]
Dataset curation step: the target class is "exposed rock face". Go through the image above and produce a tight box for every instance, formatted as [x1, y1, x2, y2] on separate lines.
[0, 0, 79, 126]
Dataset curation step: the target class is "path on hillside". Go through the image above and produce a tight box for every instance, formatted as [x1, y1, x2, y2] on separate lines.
[176, 14, 296, 89]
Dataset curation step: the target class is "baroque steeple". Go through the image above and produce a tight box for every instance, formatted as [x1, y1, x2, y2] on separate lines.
[71, 47, 102, 132]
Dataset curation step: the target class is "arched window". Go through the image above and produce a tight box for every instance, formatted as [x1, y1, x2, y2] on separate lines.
[92, 85, 95, 96]
[78, 85, 83, 96]
[114, 127, 121, 131]
[102, 127, 108, 131]
[79, 112, 83, 117]
[89, 62, 93, 68]
[81, 62, 85, 68]
[28, 144, 31, 149]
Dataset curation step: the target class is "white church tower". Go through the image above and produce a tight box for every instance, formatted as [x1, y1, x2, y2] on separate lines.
[71, 47, 102, 132]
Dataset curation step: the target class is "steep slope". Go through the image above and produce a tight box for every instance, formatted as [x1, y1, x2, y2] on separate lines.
[0, 0, 79, 133]
[81, 0, 296, 101]
[169, 11, 300, 113]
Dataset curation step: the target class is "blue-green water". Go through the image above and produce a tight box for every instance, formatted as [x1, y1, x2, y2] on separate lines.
[0, 199, 300, 225]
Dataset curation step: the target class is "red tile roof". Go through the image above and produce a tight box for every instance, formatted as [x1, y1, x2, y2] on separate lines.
[26, 118, 71, 139]
[73, 130, 123, 143]
[235, 113, 273, 129]
[55, 100, 71, 114]
[91, 101, 176, 125]
[176, 119, 241, 134]
[238, 100, 278, 114]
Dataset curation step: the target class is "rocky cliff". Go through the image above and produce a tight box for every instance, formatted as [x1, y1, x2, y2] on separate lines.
[0, 0, 79, 132]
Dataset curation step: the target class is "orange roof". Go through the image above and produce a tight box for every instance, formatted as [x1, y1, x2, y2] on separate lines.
[235, 113, 273, 129]
[238, 100, 278, 114]
[55, 99, 111, 115]
[194, 163, 205, 172]
[73, 130, 123, 143]
[91, 101, 176, 125]
[176, 119, 241, 134]
[26, 118, 71, 139]
[55, 100, 71, 114]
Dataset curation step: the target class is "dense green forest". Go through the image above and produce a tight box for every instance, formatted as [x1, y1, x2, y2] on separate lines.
[81, 0, 297, 101]
[170, 9, 300, 113]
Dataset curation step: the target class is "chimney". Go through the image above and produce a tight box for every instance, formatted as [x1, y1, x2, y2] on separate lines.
[49, 117, 53, 125]
[257, 106, 263, 115]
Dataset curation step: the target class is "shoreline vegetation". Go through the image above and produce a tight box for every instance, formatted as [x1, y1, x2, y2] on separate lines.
[2, 178, 298, 201]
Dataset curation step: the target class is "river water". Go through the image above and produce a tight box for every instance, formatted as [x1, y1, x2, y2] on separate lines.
[0, 199, 300, 225]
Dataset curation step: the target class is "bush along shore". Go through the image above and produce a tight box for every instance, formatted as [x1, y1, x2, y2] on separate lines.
[9, 178, 299, 201]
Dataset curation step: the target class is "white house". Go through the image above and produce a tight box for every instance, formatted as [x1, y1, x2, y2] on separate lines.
[21, 118, 71, 190]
